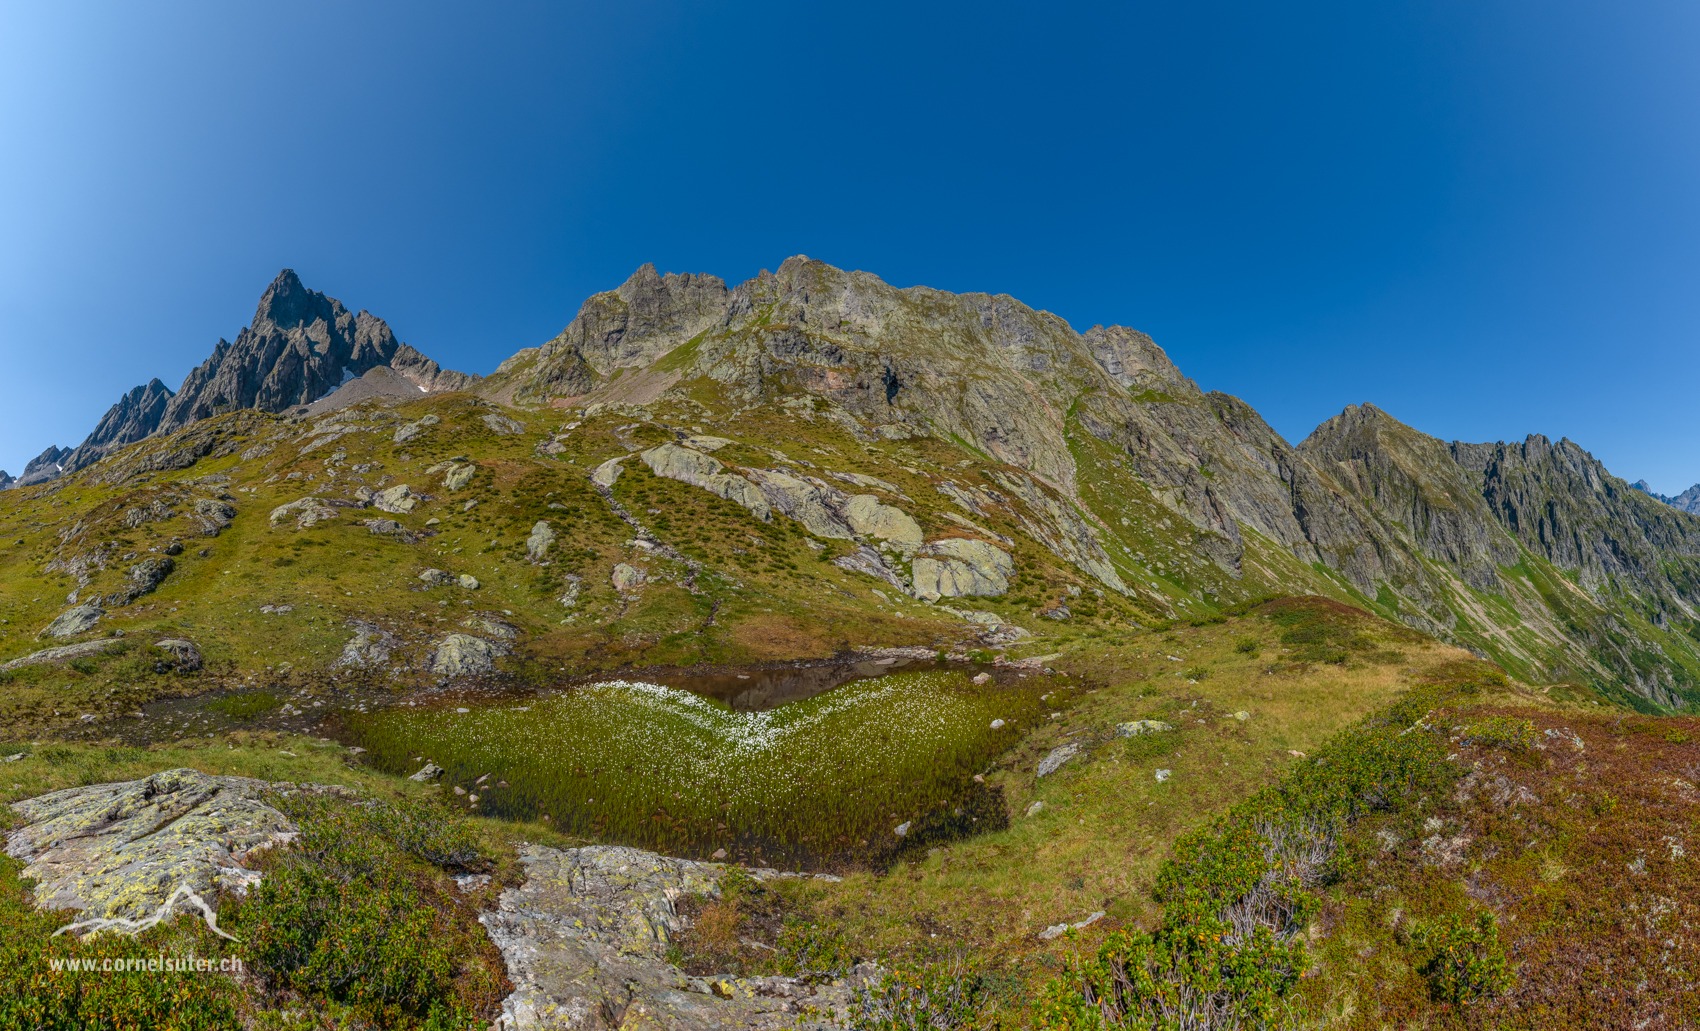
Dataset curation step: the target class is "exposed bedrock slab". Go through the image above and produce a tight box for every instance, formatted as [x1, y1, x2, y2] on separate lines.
[482, 844, 873, 1030]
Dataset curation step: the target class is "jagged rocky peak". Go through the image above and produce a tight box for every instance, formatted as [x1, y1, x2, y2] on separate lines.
[19, 270, 474, 486]
[0, 470, 11, 489]
[1635, 479, 1700, 515]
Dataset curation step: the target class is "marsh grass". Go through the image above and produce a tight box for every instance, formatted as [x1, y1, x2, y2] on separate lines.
[349, 669, 1050, 867]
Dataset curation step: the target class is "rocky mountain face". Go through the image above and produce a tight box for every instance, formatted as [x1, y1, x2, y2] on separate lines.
[1634, 479, 1700, 515]
[491, 255, 1700, 708]
[16, 271, 475, 487]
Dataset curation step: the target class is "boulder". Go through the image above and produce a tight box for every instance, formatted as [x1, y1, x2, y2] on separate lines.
[842, 494, 923, 546]
[419, 568, 453, 584]
[432, 633, 504, 676]
[590, 457, 625, 488]
[364, 518, 404, 534]
[639, 443, 771, 521]
[41, 603, 103, 639]
[269, 497, 338, 529]
[408, 763, 443, 782]
[612, 563, 646, 591]
[831, 545, 912, 594]
[480, 844, 871, 1031]
[482, 413, 526, 435]
[3, 768, 296, 923]
[337, 624, 395, 667]
[525, 521, 555, 563]
[373, 484, 417, 514]
[1115, 719, 1174, 737]
[443, 463, 477, 491]
[911, 538, 1014, 601]
[154, 638, 203, 672]
[191, 498, 235, 534]
[458, 574, 481, 590]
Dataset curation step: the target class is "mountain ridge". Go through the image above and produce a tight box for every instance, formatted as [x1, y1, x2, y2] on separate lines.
[6, 255, 1700, 709]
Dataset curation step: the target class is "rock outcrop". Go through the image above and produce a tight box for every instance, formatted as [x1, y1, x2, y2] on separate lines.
[481, 844, 871, 1031]
[4, 769, 297, 922]
[911, 538, 1014, 601]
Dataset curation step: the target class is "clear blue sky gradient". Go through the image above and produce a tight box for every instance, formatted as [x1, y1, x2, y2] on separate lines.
[2, 2, 1697, 489]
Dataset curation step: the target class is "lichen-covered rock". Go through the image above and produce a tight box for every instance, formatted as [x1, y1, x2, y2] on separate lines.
[458, 573, 481, 590]
[269, 497, 337, 529]
[3, 639, 119, 670]
[1036, 742, 1080, 778]
[154, 638, 203, 672]
[910, 538, 1014, 601]
[338, 623, 395, 667]
[1115, 719, 1174, 737]
[841, 494, 922, 546]
[482, 844, 869, 1031]
[419, 568, 452, 584]
[443, 462, 477, 491]
[483, 413, 527, 435]
[746, 468, 853, 539]
[640, 443, 771, 521]
[432, 633, 504, 676]
[612, 563, 646, 591]
[526, 521, 555, 563]
[831, 545, 911, 595]
[373, 484, 417, 514]
[41, 603, 103, 639]
[463, 614, 520, 640]
[3, 768, 296, 922]
[191, 498, 235, 535]
[591, 457, 625, 488]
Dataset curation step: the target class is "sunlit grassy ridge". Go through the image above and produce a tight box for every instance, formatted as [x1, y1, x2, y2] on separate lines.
[350, 668, 1056, 867]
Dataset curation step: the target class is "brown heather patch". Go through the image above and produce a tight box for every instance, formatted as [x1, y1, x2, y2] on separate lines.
[1306, 707, 1700, 1030]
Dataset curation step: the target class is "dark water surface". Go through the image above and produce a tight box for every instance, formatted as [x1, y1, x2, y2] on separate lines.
[643, 657, 926, 710]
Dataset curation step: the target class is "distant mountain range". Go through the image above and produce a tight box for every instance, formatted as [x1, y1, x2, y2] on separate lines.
[4, 270, 474, 488]
[1632, 479, 1700, 515]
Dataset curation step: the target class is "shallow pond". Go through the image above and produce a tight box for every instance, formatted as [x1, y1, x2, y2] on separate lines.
[348, 666, 1052, 868]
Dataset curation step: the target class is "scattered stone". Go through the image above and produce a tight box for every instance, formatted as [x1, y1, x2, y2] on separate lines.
[419, 568, 452, 584]
[41, 603, 103, 639]
[711, 848, 728, 860]
[972, 672, 991, 685]
[363, 518, 403, 534]
[1115, 720, 1174, 737]
[259, 604, 293, 614]
[1155, 769, 1172, 783]
[269, 497, 338, 529]
[612, 563, 646, 591]
[1233, 711, 1250, 721]
[408, 764, 444, 782]
[458, 574, 480, 590]
[990, 719, 1006, 729]
[1025, 801, 1045, 817]
[894, 821, 911, 838]
[1038, 923, 1070, 940]
[1036, 742, 1080, 778]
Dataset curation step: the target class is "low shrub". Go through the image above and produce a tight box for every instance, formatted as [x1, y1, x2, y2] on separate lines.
[1462, 716, 1536, 751]
[852, 963, 985, 1031]
[1417, 912, 1512, 1004]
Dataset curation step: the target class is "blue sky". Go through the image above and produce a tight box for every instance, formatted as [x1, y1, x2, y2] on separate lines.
[2, 1, 1698, 490]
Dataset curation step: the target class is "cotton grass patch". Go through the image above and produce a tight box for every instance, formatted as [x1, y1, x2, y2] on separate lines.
[349, 669, 1048, 867]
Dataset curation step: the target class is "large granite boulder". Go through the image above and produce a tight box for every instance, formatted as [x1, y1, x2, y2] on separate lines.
[641, 443, 771, 521]
[41, 603, 104, 639]
[432, 633, 505, 676]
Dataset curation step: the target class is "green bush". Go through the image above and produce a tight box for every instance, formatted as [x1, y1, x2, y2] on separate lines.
[229, 792, 499, 1028]
[1462, 716, 1536, 751]
[1233, 638, 1260, 654]
[1417, 912, 1512, 1004]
